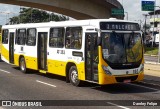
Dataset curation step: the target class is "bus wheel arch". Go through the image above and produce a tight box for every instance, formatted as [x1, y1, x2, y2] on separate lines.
[66, 62, 81, 86]
[19, 55, 27, 73]
[66, 62, 75, 83]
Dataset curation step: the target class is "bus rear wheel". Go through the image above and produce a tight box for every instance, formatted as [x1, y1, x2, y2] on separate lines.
[69, 66, 81, 86]
[19, 57, 27, 73]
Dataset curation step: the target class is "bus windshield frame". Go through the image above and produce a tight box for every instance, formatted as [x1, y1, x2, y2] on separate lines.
[101, 31, 143, 69]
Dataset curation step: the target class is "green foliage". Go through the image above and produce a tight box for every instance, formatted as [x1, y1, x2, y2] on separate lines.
[9, 8, 69, 24]
[144, 46, 158, 55]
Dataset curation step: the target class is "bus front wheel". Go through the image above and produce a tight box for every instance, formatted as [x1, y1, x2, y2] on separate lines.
[69, 66, 81, 86]
[19, 57, 27, 73]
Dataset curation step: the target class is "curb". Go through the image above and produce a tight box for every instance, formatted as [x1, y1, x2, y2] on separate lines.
[151, 55, 158, 57]
[144, 54, 158, 57]
[145, 61, 160, 65]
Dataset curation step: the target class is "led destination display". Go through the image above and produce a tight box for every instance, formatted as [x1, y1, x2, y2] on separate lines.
[100, 22, 140, 31]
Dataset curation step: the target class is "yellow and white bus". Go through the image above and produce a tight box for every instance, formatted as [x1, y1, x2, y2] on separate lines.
[0, 32, 1, 58]
[1, 18, 144, 86]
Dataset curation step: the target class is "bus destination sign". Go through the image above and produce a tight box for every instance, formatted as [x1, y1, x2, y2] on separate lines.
[100, 22, 140, 31]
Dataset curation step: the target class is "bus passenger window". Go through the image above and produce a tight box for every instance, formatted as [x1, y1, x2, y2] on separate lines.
[65, 27, 82, 49]
[16, 29, 26, 45]
[49, 27, 64, 48]
[87, 35, 91, 58]
[2, 29, 9, 44]
[26, 28, 36, 46]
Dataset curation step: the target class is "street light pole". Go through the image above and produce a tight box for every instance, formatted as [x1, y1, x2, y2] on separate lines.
[124, 12, 128, 20]
[151, 0, 160, 47]
[143, 14, 149, 43]
[144, 15, 147, 37]
[151, 1, 160, 62]
[152, 4, 156, 47]
[159, 28, 160, 63]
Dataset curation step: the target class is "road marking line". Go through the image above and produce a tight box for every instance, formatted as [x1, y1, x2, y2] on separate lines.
[141, 81, 160, 87]
[128, 83, 159, 91]
[107, 102, 130, 109]
[0, 69, 11, 74]
[36, 80, 56, 87]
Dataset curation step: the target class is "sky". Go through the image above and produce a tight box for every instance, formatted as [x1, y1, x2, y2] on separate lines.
[0, 3, 19, 25]
[0, 0, 160, 25]
[117, 0, 160, 24]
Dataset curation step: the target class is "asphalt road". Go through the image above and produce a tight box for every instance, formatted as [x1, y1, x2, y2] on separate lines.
[0, 61, 160, 109]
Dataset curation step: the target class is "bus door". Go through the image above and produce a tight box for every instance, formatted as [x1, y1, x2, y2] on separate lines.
[85, 33, 98, 82]
[37, 32, 48, 71]
[9, 32, 14, 64]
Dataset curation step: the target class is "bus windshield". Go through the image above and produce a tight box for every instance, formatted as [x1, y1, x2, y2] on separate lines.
[102, 32, 143, 68]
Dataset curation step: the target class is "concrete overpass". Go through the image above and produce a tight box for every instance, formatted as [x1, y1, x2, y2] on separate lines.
[0, 0, 124, 19]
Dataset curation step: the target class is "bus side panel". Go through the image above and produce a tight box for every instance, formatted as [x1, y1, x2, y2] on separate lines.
[77, 62, 85, 81]
[47, 59, 85, 81]
[47, 48, 85, 80]
[47, 47, 70, 77]
[0, 33, 2, 54]
[1, 44, 9, 63]
[14, 44, 23, 66]
[14, 53, 38, 70]
[14, 53, 19, 66]
[48, 59, 66, 76]
[25, 56, 38, 70]
[14, 47, 38, 70]
[24, 46, 38, 70]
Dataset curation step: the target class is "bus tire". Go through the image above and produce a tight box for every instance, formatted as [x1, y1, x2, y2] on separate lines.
[69, 66, 81, 86]
[19, 57, 27, 73]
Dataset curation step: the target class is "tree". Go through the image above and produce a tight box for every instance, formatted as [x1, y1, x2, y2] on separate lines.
[9, 8, 69, 24]
[10, 16, 20, 24]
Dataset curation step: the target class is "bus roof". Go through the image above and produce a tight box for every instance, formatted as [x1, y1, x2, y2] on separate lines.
[2, 18, 138, 29]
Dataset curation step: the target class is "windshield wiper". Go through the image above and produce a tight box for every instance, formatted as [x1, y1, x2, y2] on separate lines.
[111, 31, 126, 62]
[128, 32, 136, 62]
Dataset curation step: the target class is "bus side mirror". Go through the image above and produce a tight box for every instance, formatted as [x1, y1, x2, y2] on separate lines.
[97, 37, 101, 46]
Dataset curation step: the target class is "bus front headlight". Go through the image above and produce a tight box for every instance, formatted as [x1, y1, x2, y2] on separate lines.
[102, 65, 112, 75]
[140, 64, 144, 72]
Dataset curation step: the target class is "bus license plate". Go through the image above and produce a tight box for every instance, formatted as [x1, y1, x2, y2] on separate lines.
[124, 79, 131, 83]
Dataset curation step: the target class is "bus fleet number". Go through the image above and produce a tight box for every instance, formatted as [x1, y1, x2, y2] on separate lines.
[133, 69, 138, 74]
